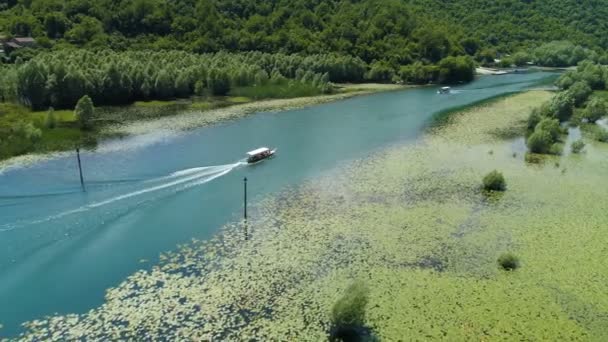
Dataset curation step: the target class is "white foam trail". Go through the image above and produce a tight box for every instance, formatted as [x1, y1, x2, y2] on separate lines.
[0, 161, 245, 232]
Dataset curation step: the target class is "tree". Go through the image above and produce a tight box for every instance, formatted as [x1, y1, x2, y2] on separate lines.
[45, 12, 70, 38]
[583, 98, 607, 122]
[66, 16, 105, 44]
[550, 92, 575, 121]
[438, 56, 475, 84]
[75, 95, 94, 130]
[16, 62, 47, 110]
[567, 81, 592, 107]
[536, 118, 562, 141]
[527, 129, 553, 154]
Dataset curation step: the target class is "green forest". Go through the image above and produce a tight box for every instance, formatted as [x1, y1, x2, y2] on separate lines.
[3, 0, 608, 71]
[2, 0, 608, 160]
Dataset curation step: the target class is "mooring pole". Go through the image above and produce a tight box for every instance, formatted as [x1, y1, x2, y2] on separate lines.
[243, 177, 248, 220]
[76, 147, 85, 192]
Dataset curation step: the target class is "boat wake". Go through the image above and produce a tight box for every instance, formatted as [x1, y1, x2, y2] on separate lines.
[0, 161, 246, 233]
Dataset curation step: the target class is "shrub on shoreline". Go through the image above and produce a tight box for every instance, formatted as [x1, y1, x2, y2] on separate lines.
[482, 170, 506, 191]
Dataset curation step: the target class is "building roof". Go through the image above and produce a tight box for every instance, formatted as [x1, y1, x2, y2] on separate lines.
[5, 42, 21, 48]
[247, 147, 270, 156]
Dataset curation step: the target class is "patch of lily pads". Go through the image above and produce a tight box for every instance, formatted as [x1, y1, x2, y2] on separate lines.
[11, 91, 608, 341]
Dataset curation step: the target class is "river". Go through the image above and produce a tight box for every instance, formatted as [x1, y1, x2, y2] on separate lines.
[0, 72, 556, 337]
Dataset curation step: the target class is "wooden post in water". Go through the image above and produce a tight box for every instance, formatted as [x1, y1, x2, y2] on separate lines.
[76, 147, 85, 192]
[243, 177, 248, 220]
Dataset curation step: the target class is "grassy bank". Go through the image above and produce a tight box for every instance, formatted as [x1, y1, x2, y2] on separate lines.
[0, 84, 404, 165]
[16, 90, 608, 340]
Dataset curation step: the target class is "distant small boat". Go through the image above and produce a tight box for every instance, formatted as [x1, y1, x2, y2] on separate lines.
[246, 147, 276, 164]
[437, 86, 451, 94]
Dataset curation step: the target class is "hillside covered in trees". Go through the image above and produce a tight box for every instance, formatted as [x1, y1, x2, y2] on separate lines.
[1, 0, 608, 109]
[2, 0, 608, 67]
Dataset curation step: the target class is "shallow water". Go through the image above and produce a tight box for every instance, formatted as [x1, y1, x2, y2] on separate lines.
[0, 73, 556, 336]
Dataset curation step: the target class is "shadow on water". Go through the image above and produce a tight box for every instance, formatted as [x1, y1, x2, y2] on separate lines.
[330, 325, 378, 342]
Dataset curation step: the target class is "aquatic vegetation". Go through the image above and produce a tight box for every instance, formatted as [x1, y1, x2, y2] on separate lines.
[14, 90, 608, 341]
[571, 140, 586, 153]
[482, 170, 506, 191]
[497, 253, 520, 271]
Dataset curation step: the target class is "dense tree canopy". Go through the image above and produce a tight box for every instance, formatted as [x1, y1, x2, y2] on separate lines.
[2, 0, 606, 74]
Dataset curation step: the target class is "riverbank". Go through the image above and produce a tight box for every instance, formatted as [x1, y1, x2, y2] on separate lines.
[0, 83, 406, 171]
[17, 89, 608, 340]
[106, 83, 407, 136]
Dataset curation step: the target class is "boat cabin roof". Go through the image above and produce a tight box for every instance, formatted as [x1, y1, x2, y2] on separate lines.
[441, 86, 451, 90]
[247, 147, 270, 156]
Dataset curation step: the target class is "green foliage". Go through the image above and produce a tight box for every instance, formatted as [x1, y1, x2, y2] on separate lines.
[6, 50, 337, 109]
[497, 253, 520, 271]
[527, 129, 553, 154]
[550, 92, 575, 122]
[571, 140, 585, 154]
[583, 98, 608, 123]
[595, 127, 608, 142]
[527, 108, 543, 130]
[567, 81, 592, 107]
[45, 107, 56, 129]
[438, 56, 475, 84]
[74, 95, 94, 130]
[482, 170, 506, 192]
[0, 109, 42, 159]
[533, 41, 596, 67]
[399, 62, 437, 84]
[331, 281, 369, 327]
[536, 118, 562, 141]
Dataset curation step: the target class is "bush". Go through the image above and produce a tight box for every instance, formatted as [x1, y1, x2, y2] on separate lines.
[527, 108, 543, 130]
[527, 129, 553, 153]
[331, 281, 369, 327]
[498, 253, 520, 271]
[482, 170, 506, 191]
[536, 118, 562, 141]
[595, 128, 608, 142]
[583, 98, 607, 123]
[571, 140, 585, 153]
[74, 95, 94, 130]
[550, 92, 575, 122]
[45, 107, 56, 129]
[567, 81, 592, 107]
[549, 143, 564, 156]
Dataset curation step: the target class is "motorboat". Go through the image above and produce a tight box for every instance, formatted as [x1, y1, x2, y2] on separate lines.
[246, 147, 276, 164]
[437, 86, 451, 94]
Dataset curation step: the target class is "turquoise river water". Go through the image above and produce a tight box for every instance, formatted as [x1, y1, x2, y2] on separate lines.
[0, 72, 556, 336]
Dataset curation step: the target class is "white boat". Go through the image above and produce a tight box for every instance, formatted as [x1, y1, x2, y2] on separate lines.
[246, 147, 276, 164]
[437, 86, 451, 94]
